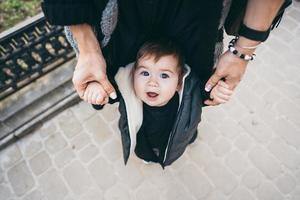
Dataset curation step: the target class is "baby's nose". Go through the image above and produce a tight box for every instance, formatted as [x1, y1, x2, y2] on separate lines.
[148, 77, 158, 87]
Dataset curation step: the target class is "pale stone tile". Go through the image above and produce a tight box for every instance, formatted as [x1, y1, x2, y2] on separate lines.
[135, 181, 160, 200]
[114, 159, 144, 190]
[161, 182, 195, 200]
[24, 140, 43, 158]
[275, 173, 297, 195]
[56, 110, 82, 138]
[70, 132, 91, 151]
[242, 168, 263, 190]
[268, 138, 300, 170]
[104, 183, 131, 200]
[248, 145, 282, 180]
[291, 187, 300, 200]
[0, 167, 4, 184]
[39, 169, 68, 200]
[257, 181, 283, 200]
[39, 121, 57, 138]
[54, 147, 76, 168]
[79, 144, 99, 163]
[240, 113, 274, 144]
[202, 106, 227, 125]
[98, 103, 119, 123]
[1, 144, 22, 169]
[79, 188, 104, 200]
[0, 184, 13, 200]
[178, 163, 213, 199]
[272, 118, 300, 150]
[225, 150, 249, 176]
[234, 133, 255, 152]
[216, 118, 244, 140]
[24, 189, 47, 200]
[211, 136, 232, 157]
[102, 139, 123, 163]
[44, 132, 67, 154]
[84, 115, 113, 146]
[29, 151, 51, 175]
[88, 157, 117, 191]
[188, 141, 214, 169]
[63, 161, 93, 195]
[204, 160, 238, 195]
[197, 121, 220, 145]
[70, 101, 97, 122]
[276, 98, 300, 128]
[229, 187, 255, 200]
[7, 161, 35, 197]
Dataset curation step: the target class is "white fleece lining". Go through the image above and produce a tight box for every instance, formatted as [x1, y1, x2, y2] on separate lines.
[114, 63, 191, 156]
[178, 65, 191, 108]
[115, 63, 143, 154]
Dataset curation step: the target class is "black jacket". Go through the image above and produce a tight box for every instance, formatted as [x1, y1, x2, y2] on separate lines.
[41, 0, 109, 25]
[114, 63, 202, 167]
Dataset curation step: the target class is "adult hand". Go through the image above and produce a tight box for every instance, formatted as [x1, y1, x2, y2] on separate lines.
[72, 52, 117, 103]
[204, 50, 248, 106]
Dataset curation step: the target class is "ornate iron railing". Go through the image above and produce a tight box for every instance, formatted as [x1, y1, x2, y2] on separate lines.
[0, 13, 75, 100]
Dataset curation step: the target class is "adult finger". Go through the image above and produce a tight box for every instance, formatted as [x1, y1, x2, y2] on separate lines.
[99, 78, 117, 99]
[225, 75, 242, 91]
[83, 87, 89, 103]
[72, 76, 87, 99]
[205, 72, 223, 92]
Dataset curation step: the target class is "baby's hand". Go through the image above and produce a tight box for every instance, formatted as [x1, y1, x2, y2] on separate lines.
[209, 80, 233, 105]
[83, 81, 109, 105]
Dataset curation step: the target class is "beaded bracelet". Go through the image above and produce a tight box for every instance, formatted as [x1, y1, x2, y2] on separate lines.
[228, 38, 256, 61]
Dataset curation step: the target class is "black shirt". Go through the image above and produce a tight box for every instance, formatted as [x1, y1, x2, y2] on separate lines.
[134, 93, 179, 164]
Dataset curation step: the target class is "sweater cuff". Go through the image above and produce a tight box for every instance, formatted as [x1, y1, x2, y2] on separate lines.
[41, 2, 100, 25]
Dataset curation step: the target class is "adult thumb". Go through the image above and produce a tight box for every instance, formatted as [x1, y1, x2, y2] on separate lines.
[99, 78, 117, 99]
[205, 73, 222, 92]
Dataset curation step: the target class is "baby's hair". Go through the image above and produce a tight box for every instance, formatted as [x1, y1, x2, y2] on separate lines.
[134, 38, 185, 78]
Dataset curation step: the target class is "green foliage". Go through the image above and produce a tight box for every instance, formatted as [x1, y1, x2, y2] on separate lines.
[0, 0, 41, 33]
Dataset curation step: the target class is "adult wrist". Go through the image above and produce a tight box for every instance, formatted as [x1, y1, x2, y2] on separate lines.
[70, 24, 102, 54]
[228, 37, 257, 61]
[238, 23, 270, 42]
[235, 36, 261, 54]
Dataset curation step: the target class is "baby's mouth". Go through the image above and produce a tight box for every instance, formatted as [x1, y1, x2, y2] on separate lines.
[146, 92, 159, 98]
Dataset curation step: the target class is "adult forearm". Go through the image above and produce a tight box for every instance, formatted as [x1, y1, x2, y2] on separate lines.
[244, 0, 284, 31]
[237, 0, 284, 52]
[70, 24, 103, 55]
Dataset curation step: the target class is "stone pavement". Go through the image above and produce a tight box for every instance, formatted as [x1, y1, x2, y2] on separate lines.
[1, 3, 300, 200]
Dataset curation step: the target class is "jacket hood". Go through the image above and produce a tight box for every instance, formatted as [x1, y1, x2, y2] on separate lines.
[114, 62, 192, 154]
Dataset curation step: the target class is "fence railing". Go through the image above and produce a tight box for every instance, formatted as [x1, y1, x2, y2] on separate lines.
[0, 13, 75, 100]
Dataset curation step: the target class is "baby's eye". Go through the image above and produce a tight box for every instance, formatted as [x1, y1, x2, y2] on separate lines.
[140, 71, 149, 76]
[160, 73, 169, 79]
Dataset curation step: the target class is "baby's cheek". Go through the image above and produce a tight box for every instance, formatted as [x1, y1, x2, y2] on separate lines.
[133, 81, 143, 98]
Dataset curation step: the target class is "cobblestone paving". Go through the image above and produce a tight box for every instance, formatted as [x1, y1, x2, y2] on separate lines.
[1, 3, 300, 200]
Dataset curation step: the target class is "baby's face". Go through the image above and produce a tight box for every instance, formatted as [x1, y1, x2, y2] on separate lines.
[133, 55, 180, 107]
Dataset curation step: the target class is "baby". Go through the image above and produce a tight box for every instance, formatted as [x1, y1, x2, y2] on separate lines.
[84, 44, 232, 107]
[84, 39, 233, 165]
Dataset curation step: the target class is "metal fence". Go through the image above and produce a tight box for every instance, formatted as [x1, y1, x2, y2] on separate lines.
[0, 13, 75, 100]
